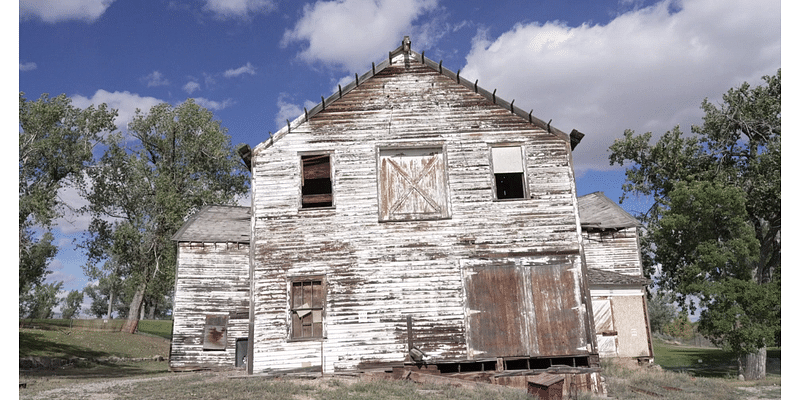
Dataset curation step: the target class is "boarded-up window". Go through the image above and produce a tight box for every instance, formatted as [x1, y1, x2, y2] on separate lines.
[491, 146, 527, 200]
[378, 147, 450, 221]
[290, 279, 325, 339]
[301, 154, 333, 208]
[202, 315, 229, 350]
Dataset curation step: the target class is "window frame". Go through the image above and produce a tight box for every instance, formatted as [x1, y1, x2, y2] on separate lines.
[488, 144, 529, 201]
[202, 314, 229, 351]
[299, 151, 335, 210]
[375, 143, 451, 222]
[287, 276, 326, 341]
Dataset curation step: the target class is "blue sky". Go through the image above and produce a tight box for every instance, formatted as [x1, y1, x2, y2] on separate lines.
[17, 0, 781, 313]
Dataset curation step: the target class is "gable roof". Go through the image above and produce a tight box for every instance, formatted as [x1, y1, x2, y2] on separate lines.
[252, 37, 585, 155]
[587, 268, 650, 287]
[171, 205, 250, 243]
[577, 192, 640, 230]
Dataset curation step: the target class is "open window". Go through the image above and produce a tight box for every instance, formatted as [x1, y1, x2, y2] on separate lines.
[490, 146, 527, 200]
[377, 147, 450, 222]
[289, 278, 325, 340]
[301, 154, 333, 208]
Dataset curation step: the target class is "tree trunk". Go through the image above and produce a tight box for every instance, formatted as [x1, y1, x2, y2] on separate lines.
[739, 347, 767, 380]
[121, 281, 146, 334]
[107, 291, 114, 320]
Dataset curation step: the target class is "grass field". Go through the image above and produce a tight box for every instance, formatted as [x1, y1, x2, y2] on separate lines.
[19, 325, 781, 400]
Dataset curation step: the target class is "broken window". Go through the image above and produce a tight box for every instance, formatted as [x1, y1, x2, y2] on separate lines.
[490, 146, 527, 200]
[377, 147, 450, 221]
[301, 154, 333, 208]
[202, 315, 229, 350]
[290, 278, 325, 340]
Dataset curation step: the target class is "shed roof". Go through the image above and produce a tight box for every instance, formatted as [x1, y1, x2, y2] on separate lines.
[587, 268, 650, 287]
[171, 205, 250, 243]
[252, 37, 584, 155]
[577, 192, 640, 230]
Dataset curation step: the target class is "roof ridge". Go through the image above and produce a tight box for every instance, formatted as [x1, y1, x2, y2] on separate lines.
[255, 37, 584, 153]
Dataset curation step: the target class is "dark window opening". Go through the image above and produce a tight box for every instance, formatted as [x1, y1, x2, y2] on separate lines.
[301, 155, 332, 208]
[290, 279, 324, 339]
[495, 172, 525, 199]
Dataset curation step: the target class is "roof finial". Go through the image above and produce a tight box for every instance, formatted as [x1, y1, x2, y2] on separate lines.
[402, 36, 411, 53]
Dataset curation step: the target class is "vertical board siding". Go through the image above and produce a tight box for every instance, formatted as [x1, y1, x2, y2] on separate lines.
[170, 242, 250, 370]
[250, 60, 592, 373]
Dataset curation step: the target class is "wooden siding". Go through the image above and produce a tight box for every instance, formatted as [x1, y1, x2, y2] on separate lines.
[581, 227, 643, 277]
[170, 242, 250, 370]
[250, 53, 592, 373]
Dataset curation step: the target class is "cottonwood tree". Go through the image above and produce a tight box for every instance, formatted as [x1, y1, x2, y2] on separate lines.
[19, 92, 117, 294]
[20, 281, 63, 319]
[81, 99, 249, 334]
[61, 289, 84, 320]
[609, 70, 780, 380]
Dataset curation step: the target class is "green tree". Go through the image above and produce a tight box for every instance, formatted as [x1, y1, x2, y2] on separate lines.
[81, 99, 249, 334]
[609, 70, 780, 380]
[20, 281, 64, 319]
[19, 92, 117, 293]
[83, 274, 125, 318]
[61, 289, 84, 319]
[646, 292, 678, 334]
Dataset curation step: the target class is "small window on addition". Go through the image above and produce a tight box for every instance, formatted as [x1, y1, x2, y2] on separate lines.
[491, 146, 527, 200]
[290, 279, 325, 339]
[301, 154, 333, 208]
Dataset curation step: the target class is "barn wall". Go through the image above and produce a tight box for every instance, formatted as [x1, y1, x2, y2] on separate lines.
[170, 242, 250, 370]
[250, 58, 593, 373]
[581, 227, 642, 276]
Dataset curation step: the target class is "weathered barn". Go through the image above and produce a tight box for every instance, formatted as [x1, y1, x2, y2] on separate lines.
[578, 192, 654, 361]
[169, 205, 251, 371]
[171, 37, 605, 392]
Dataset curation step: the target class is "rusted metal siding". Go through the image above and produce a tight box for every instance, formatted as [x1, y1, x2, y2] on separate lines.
[170, 242, 250, 370]
[249, 52, 593, 374]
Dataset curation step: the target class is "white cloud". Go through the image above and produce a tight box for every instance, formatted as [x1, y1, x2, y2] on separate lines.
[193, 97, 235, 111]
[71, 89, 164, 132]
[19, 62, 37, 71]
[223, 62, 256, 78]
[183, 81, 201, 94]
[143, 71, 170, 87]
[460, 0, 780, 173]
[273, 94, 317, 131]
[203, 0, 276, 19]
[20, 0, 115, 23]
[282, 0, 439, 72]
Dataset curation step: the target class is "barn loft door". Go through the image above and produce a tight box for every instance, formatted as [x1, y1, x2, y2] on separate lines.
[378, 148, 450, 221]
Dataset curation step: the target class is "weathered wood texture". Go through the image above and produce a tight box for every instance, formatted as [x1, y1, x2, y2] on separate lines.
[249, 52, 593, 374]
[581, 227, 643, 277]
[170, 241, 250, 370]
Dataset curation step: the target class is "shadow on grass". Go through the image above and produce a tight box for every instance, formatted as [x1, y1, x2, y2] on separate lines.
[655, 344, 781, 378]
[19, 330, 111, 360]
[20, 360, 171, 380]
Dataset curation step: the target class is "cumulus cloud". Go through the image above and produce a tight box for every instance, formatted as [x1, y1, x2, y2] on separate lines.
[273, 94, 317, 131]
[183, 81, 201, 94]
[282, 0, 439, 72]
[460, 0, 780, 173]
[203, 0, 276, 19]
[193, 97, 235, 111]
[71, 89, 164, 132]
[20, 62, 37, 71]
[223, 62, 256, 78]
[142, 71, 170, 87]
[20, 0, 115, 23]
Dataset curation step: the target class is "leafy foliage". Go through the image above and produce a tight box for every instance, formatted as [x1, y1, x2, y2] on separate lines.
[80, 99, 249, 333]
[19, 92, 117, 293]
[61, 290, 84, 320]
[609, 71, 780, 379]
[646, 292, 678, 334]
[20, 281, 64, 319]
